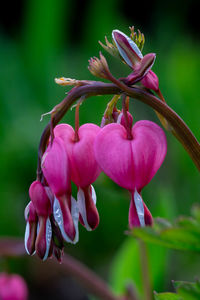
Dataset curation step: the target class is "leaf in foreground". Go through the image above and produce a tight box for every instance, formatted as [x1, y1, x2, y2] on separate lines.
[132, 204, 200, 252]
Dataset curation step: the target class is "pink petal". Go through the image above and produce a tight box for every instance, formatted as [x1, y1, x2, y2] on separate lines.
[29, 181, 51, 217]
[141, 70, 159, 91]
[71, 124, 101, 187]
[54, 123, 101, 188]
[112, 30, 142, 67]
[131, 120, 167, 191]
[35, 216, 52, 261]
[77, 185, 99, 231]
[41, 136, 71, 197]
[94, 123, 135, 190]
[125, 53, 156, 84]
[24, 202, 37, 255]
[129, 190, 153, 228]
[94, 120, 167, 192]
[0, 273, 28, 300]
[53, 195, 79, 244]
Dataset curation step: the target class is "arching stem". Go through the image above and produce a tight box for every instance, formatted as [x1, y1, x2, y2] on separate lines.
[37, 81, 200, 180]
[0, 237, 123, 300]
[122, 94, 133, 140]
[74, 102, 80, 142]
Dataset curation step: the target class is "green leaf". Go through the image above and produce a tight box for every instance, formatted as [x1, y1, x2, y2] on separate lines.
[173, 280, 200, 300]
[154, 292, 182, 300]
[131, 205, 200, 252]
[154, 280, 200, 300]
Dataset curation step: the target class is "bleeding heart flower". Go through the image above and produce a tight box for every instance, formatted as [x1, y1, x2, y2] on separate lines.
[112, 29, 159, 91]
[94, 119, 167, 228]
[28, 181, 52, 260]
[41, 136, 79, 244]
[54, 123, 101, 231]
[0, 273, 28, 300]
[24, 201, 37, 256]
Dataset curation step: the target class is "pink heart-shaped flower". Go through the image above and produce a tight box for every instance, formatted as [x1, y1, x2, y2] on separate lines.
[54, 123, 101, 231]
[54, 123, 101, 188]
[94, 120, 167, 192]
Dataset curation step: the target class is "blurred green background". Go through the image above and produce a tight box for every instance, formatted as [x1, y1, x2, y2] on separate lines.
[0, 0, 199, 299]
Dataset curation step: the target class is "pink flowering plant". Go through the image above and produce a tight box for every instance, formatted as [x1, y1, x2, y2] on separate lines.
[1, 27, 200, 300]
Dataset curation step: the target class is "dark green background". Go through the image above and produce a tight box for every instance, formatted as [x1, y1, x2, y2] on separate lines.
[0, 0, 199, 299]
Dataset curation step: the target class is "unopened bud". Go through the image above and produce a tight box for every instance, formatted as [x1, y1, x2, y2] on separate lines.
[125, 53, 156, 85]
[141, 70, 159, 91]
[112, 29, 142, 68]
[88, 52, 110, 80]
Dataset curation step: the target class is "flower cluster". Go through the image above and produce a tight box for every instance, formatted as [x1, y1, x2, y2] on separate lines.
[24, 27, 167, 262]
[25, 112, 166, 261]
[25, 123, 101, 261]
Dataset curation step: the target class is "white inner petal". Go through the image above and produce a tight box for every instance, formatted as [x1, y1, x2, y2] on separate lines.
[24, 222, 30, 255]
[116, 112, 123, 124]
[24, 222, 36, 256]
[128, 37, 143, 59]
[53, 196, 79, 244]
[24, 201, 31, 221]
[71, 196, 79, 243]
[77, 188, 91, 231]
[43, 217, 52, 261]
[36, 219, 40, 234]
[91, 185, 97, 205]
[134, 189, 145, 227]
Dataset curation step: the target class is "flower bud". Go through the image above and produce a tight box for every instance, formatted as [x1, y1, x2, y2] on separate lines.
[29, 181, 52, 260]
[112, 29, 143, 68]
[88, 53, 110, 79]
[125, 53, 156, 85]
[141, 70, 159, 91]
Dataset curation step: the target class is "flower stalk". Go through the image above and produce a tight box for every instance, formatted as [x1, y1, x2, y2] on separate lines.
[139, 241, 152, 300]
[37, 81, 200, 179]
[0, 238, 124, 300]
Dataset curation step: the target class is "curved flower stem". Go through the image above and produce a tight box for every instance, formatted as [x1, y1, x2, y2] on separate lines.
[61, 254, 120, 300]
[122, 94, 133, 140]
[139, 241, 152, 300]
[37, 81, 200, 179]
[0, 237, 122, 300]
[74, 102, 80, 142]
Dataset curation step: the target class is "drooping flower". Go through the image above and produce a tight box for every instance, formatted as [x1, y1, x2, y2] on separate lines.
[24, 181, 65, 261]
[0, 273, 28, 300]
[54, 123, 101, 231]
[112, 29, 159, 91]
[41, 136, 79, 243]
[28, 181, 52, 260]
[94, 118, 167, 228]
[24, 200, 38, 256]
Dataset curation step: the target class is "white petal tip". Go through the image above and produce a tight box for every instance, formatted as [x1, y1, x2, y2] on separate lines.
[42, 217, 52, 261]
[53, 197, 79, 244]
[134, 189, 145, 227]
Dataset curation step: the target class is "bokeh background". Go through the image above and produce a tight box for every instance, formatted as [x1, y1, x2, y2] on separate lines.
[0, 0, 199, 299]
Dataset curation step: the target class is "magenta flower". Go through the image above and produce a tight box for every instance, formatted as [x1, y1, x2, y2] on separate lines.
[54, 123, 101, 231]
[0, 273, 28, 300]
[28, 181, 52, 260]
[112, 29, 159, 91]
[24, 200, 37, 256]
[94, 119, 167, 228]
[41, 136, 79, 243]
